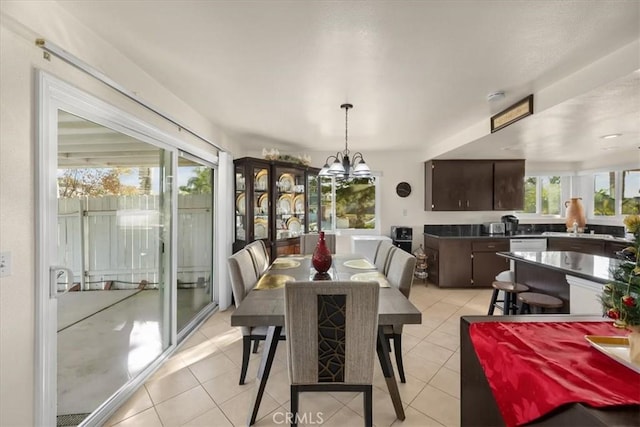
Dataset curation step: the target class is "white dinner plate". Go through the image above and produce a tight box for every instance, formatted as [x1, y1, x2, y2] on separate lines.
[343, 259, 376, 269]
[350, 271, 391, 288]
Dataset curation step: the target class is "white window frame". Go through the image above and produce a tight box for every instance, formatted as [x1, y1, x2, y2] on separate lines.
[587, 169, 639, 220]
[517, 175, 571, 219]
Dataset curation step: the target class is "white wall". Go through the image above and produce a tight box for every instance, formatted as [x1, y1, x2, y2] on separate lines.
[0, 2, 239, 425]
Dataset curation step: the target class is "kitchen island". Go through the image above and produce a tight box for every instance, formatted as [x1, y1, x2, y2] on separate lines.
[498, 251, 622, 314]
[422, 224, 628, 288]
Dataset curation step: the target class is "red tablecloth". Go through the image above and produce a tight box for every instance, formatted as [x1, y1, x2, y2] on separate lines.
[469, 321, 640, 427]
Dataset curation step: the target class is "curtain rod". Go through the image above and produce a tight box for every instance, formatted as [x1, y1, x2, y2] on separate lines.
[35, 38, 224, 152]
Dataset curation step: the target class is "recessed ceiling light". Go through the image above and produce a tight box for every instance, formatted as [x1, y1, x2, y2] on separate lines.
[600, 133, 622, 139]
[487, 91, 505, 102]
[601, 146, 618, 151]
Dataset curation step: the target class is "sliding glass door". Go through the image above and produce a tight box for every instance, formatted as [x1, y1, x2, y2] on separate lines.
[176, 153, 216, 332]
[55, 111, 172, 425]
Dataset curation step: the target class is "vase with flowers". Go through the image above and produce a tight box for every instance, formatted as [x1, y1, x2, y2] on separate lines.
[600, 214, 640, 364]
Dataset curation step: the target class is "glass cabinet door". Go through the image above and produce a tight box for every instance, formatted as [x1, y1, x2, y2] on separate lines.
[253, 166, 270, 241]
[308, 173, 319, 232]
[235, 166, 246, 242]
[274, 167, 305, 241]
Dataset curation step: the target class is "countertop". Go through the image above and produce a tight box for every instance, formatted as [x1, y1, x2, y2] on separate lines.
[422, 224, 629, 242]
[423, 232, 631, 243]
[497, 250, 623, 284]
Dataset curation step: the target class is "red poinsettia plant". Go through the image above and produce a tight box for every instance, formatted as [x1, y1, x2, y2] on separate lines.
[601, 214, 640, 328]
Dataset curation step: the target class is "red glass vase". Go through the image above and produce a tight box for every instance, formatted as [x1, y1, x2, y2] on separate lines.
[312, 232, 332, 273]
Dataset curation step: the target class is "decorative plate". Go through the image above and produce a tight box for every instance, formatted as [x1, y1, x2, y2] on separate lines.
[286, 216, 301, 234]
[254, 219, 268, 239]
[585, 335, 640, 373]
[236, 193, 245, 215]
[343, 259, 376, 269]
[293, 194, 305, 214]
[255, 169, 268, 191]
[278, 173, 295, 192]
[278, 194, 293, 214]
[258, 193, 269, 213]
[255, 274, 295, 290]
[350, 271, 391, 288]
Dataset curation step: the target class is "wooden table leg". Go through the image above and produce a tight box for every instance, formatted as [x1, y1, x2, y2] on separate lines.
[376, 326, 405, 420]
[248, 325, 282, 426]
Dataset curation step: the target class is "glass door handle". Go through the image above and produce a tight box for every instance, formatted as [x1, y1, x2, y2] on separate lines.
[50, 266, 74, 298]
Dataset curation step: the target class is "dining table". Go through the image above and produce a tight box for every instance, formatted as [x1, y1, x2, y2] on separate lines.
[230, 253, 422, 425]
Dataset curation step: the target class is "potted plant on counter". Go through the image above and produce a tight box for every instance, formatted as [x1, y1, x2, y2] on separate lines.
[600, 214, 640, 364]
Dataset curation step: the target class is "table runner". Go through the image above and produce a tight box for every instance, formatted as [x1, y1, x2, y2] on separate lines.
[469, 321, 640, 427]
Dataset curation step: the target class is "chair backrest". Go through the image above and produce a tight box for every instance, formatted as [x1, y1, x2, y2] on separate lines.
[374, 241, 395, 274]
[284, 281, 379, 385]
[386, 249, 417, 299]
[227, 248, 259, 308]
[246, 240, 269, 276]
[300, 233, 336, 255]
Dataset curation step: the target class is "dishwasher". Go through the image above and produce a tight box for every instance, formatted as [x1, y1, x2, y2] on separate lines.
[510, 238, 547, 252]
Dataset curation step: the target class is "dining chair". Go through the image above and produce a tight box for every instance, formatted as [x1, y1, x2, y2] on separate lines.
[373, 241, 395, 274]
[383, 248, 417, 383]
[284, 280, 379, 427]
[228, 248, 284, 385]
[300, 232, 336, 255]
[246, 239, 270, 276]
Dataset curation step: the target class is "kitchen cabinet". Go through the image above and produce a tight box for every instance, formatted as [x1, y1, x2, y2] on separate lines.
[233, 157, 320, 258]
[604, 240, 630, 258]
[423, 246, 439, 285]
[493, 160, 525, 210]
[424, 160, 493, 211]
[424, 235, 507, 288]
[424, 159, 524, 211]
[547, 237, 605, 256]
[471, 240, 510, 287]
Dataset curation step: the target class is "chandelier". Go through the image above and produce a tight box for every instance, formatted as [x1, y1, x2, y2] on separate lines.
[319, 103, 371, 177]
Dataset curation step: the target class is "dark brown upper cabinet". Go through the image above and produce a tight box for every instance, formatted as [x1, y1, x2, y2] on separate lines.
[424, 159, 524, 211]
[493, 160, 525, 210]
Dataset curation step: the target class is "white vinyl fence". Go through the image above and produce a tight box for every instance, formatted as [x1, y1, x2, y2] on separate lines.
[57, 194, 212, 291]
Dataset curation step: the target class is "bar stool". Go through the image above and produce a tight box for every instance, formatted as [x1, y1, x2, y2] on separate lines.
[488, 281, 530, 315]
[518, 292, 563, 314]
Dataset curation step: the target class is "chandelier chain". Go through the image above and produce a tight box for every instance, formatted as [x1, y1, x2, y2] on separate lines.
[341, 103, 352, 155]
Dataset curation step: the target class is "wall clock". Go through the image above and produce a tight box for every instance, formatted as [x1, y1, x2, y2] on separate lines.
[395, 182, 411, 198]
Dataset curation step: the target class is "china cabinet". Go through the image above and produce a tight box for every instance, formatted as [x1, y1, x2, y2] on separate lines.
[233, 157, 320, 258]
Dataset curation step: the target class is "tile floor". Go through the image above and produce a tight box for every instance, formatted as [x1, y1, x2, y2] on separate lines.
[105, 283, 494, 427]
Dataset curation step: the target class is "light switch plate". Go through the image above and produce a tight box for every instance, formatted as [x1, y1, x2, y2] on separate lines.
[0, 252, 11, 277]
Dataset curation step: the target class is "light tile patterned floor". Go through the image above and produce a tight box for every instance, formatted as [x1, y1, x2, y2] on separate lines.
[105, 283, 494, 427]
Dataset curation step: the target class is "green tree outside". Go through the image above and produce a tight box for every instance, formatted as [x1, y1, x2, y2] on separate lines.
[180, 167, 212, 194]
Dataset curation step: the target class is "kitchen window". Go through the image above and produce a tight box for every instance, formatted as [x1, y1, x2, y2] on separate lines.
[320, 175, 380, 232]
[521, 175, 562, 215]
[622, 169, 640, 214]
[592, 169, 639, 216]
[593, 172, 616, 216]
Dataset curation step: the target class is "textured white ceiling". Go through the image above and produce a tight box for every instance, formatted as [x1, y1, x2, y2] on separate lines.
[56, 0, 640, 164]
